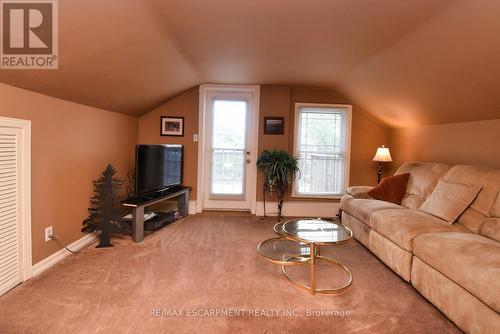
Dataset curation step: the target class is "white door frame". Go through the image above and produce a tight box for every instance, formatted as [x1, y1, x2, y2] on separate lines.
[0, 117, 32, 287]
[197, 84, 260, 214]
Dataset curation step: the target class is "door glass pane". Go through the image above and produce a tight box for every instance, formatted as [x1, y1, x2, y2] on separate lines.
[211, 100, 247, 195]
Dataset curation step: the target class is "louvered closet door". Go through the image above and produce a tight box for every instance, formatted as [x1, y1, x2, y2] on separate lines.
[0, 127, 22, 296]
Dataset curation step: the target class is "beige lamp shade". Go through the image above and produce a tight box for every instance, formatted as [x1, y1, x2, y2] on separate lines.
[373, 145, 393, 162]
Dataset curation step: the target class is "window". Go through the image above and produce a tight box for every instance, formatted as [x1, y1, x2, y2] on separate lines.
[293, 103, 351, 198]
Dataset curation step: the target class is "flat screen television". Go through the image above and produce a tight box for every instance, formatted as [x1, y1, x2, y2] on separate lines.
[135, 144, 183, 195]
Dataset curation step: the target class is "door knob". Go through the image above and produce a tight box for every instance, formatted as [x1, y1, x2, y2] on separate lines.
[246, 159, 251, 164]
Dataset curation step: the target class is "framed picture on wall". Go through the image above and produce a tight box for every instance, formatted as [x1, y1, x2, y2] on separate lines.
[161, 116, 184, 136]
[264, 117, 285, 135]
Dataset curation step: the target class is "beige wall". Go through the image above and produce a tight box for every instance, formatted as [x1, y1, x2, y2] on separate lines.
[0, 83, 138, 264]
[138, 88, 199, 198]
[257, 86, 292, 202]
[390, 118, 500, 172]
[139, 85, 390, 203]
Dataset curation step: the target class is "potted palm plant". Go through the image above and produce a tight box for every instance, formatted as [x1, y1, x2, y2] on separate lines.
[257, 150, 300, 219]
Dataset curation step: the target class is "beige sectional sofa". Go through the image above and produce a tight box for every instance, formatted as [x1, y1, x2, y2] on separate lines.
[340, 162, 500, 334]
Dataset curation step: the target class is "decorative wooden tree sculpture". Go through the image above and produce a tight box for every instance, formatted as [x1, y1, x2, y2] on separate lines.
[82, 164, 124, 248]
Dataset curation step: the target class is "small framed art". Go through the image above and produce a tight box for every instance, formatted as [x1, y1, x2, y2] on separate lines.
[263, 117, 285, 135]
[161, 116, 184, 136]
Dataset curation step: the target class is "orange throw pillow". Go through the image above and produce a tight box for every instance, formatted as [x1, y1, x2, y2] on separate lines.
[368, 173, 410, 205]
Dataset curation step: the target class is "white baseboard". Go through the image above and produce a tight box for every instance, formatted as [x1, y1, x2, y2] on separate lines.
[191, 199, 339, 217]
[255, 201, 340, 218]
[31, 232, 98, 278]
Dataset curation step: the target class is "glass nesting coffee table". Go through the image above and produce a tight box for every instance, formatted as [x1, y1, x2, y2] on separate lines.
[258, 218, 353, 295]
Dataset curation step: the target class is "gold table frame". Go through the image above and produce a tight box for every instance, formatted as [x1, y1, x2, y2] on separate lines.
[258, 219, 353, 295]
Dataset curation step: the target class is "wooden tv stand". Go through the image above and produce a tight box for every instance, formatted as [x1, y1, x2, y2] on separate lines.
[122, 186, 191, 242]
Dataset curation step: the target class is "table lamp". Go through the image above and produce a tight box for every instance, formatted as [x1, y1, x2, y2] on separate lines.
[373, 145, 393, 183]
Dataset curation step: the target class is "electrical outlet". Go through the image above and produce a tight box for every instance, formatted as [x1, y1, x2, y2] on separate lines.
[193, 134, 198, 142]
[45, 226, 53, 242]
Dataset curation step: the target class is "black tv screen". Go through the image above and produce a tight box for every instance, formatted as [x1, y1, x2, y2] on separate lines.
[135, 144, 183, 195]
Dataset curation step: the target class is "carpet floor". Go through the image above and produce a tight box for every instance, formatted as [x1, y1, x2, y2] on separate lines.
[0, 214, 462, 334]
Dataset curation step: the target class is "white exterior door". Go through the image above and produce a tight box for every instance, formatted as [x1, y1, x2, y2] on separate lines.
[198, 85, 259, 212]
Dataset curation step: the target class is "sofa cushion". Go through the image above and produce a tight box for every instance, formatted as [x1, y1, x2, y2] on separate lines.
[442, 165, 500, 217]
[368, 173, 409, 205]
[480, 218, 500, 243]
[492, 191, 500, 218]
[419, 180, 481, 223]
[441, 165, 500, 234]
[411, 257, 500, 334]
[340, 196, 403, 224]
[395, 162, 450, 210]
[370, 209, 469, 252]
[413, 232, 500, 313]
[456, 208, 488, 234]
[345, 186, 374, 199]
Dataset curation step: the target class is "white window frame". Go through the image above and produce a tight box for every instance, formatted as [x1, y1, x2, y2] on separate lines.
[292, 103, 352, 199]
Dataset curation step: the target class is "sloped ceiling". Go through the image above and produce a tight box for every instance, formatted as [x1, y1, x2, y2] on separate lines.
[1, 0, 499, 127]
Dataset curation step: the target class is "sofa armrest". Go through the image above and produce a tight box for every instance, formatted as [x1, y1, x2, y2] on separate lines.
[345, 186, 374, 199]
